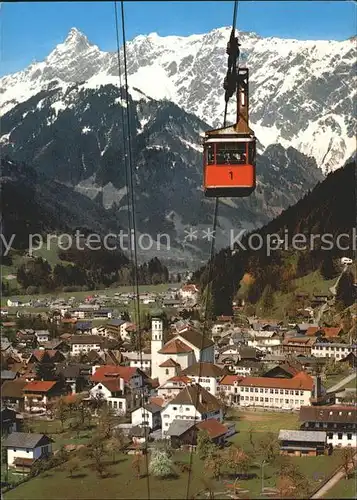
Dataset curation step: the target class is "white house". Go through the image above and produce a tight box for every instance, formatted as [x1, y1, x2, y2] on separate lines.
[124, 352, 151, 372]
[212, 324, 227, 335]
[157, 375, 192, 402]
[131, 403, 162, 430]
[161, 383, 223, 436]
[139, 293, 156, 305]
[180, 362, 226, 397]
[68, 335, 103, 356]
[179, 284, 199, 301]
[232, 360, 262, 376]
[90, 379, 129, 415]
[239, 372, 314, 410]
[311, 342, 356, 360]
[91, 365, 145, 392]
[92, 325, 110, 338]
[34, 330, 50, 344]
[7, 299, 21, 307]
[247, 331, 281, 352]
[119, 322, 135, 340]
[3, 432, 53, 468]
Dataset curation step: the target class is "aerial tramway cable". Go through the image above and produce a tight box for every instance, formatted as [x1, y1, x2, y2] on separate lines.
[114, 2, 151, 496]
[113, 1, 135, 283]
[185, 1, 239, 498]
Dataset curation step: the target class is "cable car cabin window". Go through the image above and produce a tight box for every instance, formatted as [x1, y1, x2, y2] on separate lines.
[206, 144, 215, 165]
[216, 142, 247, 165]
[248, 142, 256, 164]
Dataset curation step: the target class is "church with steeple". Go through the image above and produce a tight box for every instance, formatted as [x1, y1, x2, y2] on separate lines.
[150, 317, 214, 386]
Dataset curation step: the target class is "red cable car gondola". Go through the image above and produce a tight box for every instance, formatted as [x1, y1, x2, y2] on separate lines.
[203, 67, 256, 198]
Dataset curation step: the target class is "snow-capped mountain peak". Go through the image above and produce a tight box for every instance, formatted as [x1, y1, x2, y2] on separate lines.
[1, 26, 355, 172]
[48, 27, 94, 58]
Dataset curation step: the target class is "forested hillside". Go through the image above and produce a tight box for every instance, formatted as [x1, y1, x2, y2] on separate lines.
[194, 160, 356, 316]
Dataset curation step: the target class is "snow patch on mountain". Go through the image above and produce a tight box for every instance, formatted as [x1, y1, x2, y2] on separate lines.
[0, 26, 355, 172]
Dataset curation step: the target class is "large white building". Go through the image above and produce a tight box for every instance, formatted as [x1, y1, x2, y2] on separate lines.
[239, 372, 314, 410]
[161, 383, 223, 437]
[311, 342, 356, 360]
[68, 335, 103, 355]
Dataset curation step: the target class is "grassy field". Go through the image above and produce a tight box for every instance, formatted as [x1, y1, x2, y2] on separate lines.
[4, 449, 344, 500]
[227, 409, 300, 435]
[4, 452, 217, 500]
[323, 470, 357, 499]
[4, 411, 345, 500]
[1, 283, 172, 308]
[225, 411, 343, 498]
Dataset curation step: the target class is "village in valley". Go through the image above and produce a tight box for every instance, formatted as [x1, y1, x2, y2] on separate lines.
[1, 272, 356, 500]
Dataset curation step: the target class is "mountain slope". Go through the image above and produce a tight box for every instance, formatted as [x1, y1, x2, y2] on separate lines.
[1, 27, 355, 172]
[193, 160, 356, 314]
[0, 156, 126, 249]
[0, 82, 324, 263]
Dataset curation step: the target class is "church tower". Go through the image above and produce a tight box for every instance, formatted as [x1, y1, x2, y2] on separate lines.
[151, 317, 163, 381]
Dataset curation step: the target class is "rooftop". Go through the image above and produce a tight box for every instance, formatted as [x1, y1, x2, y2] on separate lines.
[239, 372, 314, 391]
[158, 339, 193, 355]
[168, 384, 222, 414]
[278, 429, 327, 442]
[300, 405, 357, 423]
[180, 362, 226, 378]
[3, 432, 53, 449]
[23, 381, 57, 393]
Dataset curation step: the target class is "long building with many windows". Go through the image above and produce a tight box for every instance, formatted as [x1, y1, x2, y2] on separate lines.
[238, 372, 314, 409]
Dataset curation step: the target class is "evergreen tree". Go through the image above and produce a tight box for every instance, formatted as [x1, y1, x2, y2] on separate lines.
[320, 255, 339, 280]
[35, 362, 56, 381]
[336, 272, 355, 310]
[342, 309, 353, 334]
[201, 283, 215, 322]
[261, 284, 275, 313]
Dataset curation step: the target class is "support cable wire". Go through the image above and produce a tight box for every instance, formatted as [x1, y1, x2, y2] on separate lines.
[185, 2, 239, 498]
[113, 2, 135, 295]
[114, 2, 151, 496]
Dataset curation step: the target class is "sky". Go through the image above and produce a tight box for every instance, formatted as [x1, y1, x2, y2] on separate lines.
[1, 1, 356, 76]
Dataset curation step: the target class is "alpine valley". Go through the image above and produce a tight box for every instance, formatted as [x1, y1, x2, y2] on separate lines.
[1, 27, 355, 266]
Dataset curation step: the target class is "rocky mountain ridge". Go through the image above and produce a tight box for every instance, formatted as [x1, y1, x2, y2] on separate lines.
[1, 26, 355, 172]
